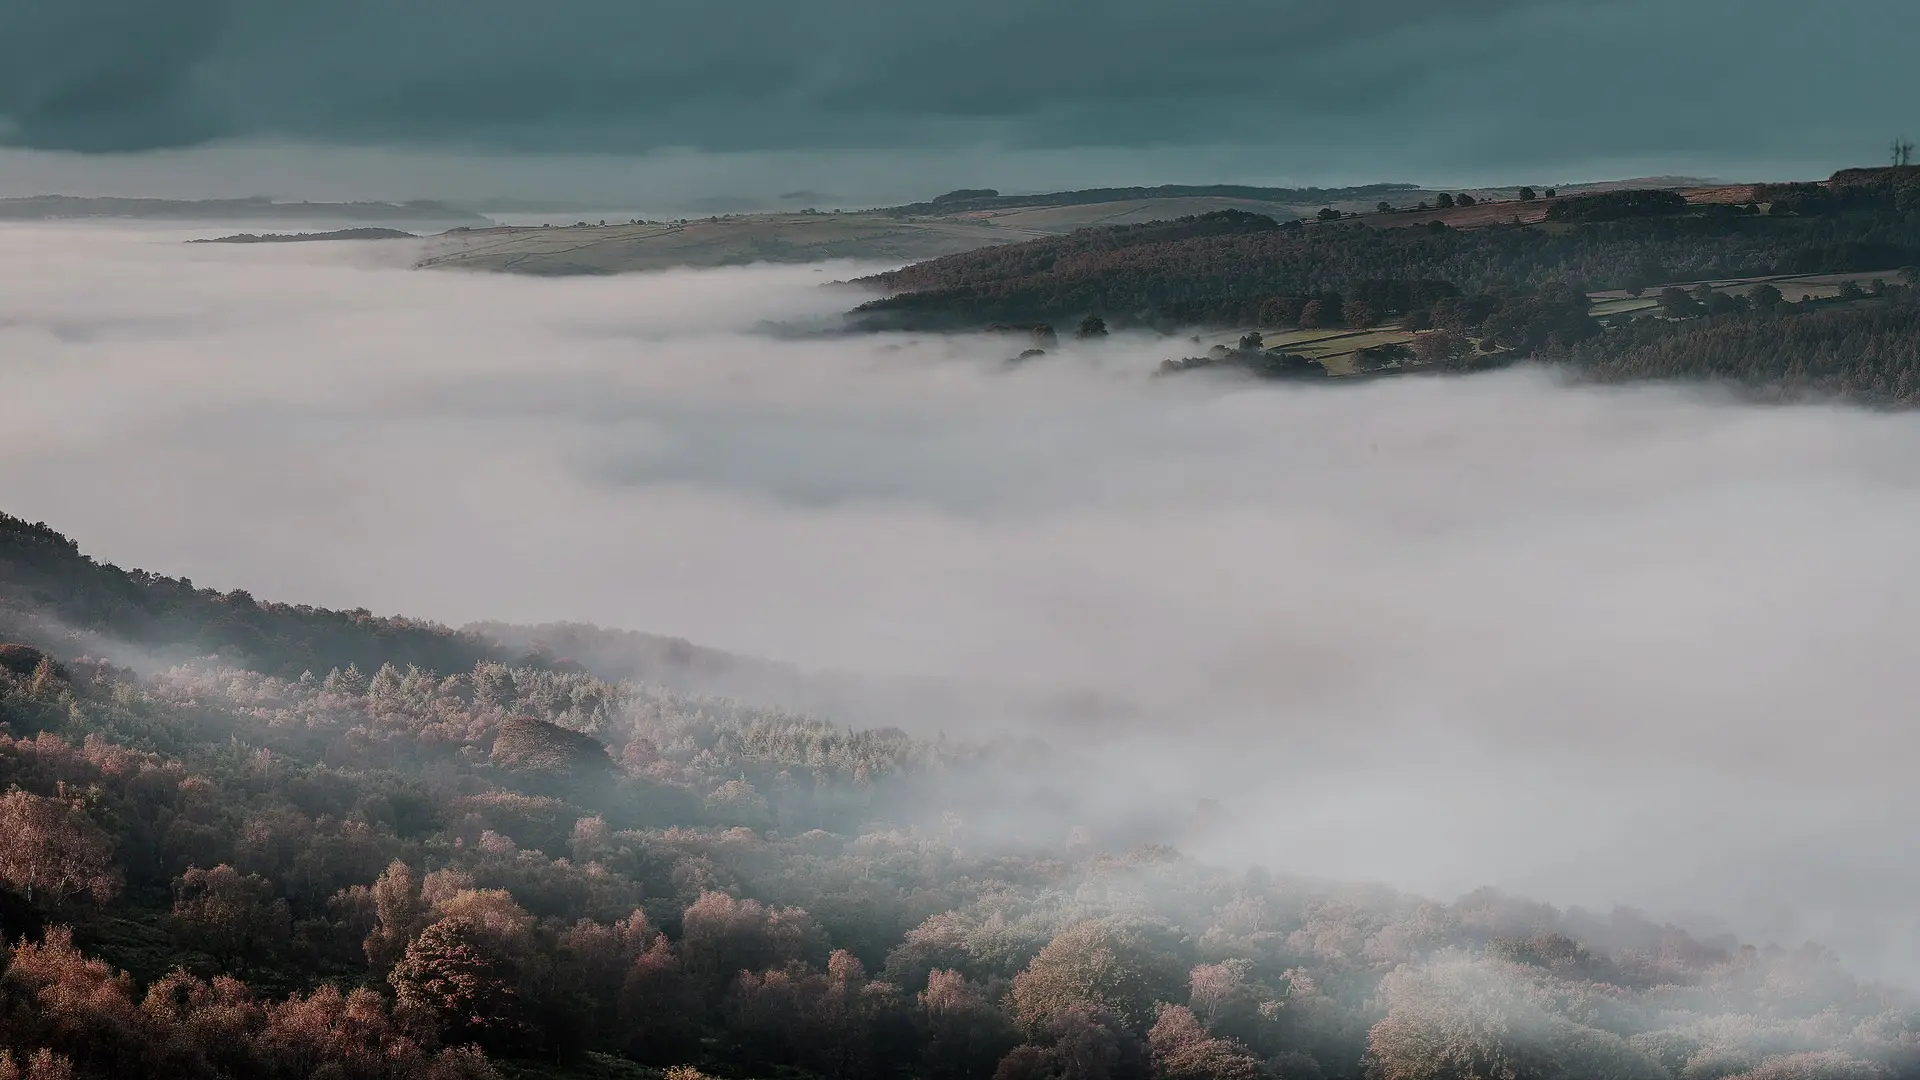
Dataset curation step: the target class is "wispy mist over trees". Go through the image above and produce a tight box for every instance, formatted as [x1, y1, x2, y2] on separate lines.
[3, 513, 1919, 1080]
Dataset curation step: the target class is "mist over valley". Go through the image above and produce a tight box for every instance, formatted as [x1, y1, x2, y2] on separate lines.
[7, 225, 1920, 983]
[5, 4, 1920, 1076]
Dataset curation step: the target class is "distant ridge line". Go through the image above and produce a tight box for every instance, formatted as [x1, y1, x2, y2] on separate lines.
[888, 182, 1422, 215]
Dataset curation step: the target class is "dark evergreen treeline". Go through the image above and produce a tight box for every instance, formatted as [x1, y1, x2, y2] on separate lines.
[1757, 166, 1920, 216]
[1542, 189, 1692, 222]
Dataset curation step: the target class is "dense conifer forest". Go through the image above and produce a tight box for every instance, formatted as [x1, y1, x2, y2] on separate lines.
[4, 512, 1919, 1080]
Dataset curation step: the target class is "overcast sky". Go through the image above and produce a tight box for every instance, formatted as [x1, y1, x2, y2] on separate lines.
[1, 0, 1915, 205]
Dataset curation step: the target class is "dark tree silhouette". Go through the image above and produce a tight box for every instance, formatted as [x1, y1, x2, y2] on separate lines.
[170, 864, 291, 973]
[1658, 287, 1704, 318]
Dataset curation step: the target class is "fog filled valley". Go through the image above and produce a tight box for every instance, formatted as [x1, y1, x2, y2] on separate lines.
[9, 224, 1920, 1080]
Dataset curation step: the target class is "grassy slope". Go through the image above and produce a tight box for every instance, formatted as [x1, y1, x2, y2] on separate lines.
[416, 188, 1624, 276]
[416, 213, 1040, 275]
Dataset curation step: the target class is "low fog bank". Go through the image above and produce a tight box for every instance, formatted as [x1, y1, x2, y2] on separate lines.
[5, 223, 1920, 976]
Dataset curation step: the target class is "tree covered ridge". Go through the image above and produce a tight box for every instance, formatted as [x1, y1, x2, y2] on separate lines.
[0, 512, 504, 679]
[1564, 290, 1920, 404]
[0, 514, 796, 700]
[886, 185, 1422, 217]
[848, 201, 1920, 332]
[2, 519, 1918, 1080]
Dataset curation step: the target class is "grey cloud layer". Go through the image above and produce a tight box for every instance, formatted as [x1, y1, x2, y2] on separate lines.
[3, 0, 1915, 177]
[9, 225, 1920, 974]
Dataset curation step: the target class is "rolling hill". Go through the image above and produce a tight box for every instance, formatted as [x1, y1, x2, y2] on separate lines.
[415, 183, 1492, 275]
[846, 172, 1920, 332]
[0, 195, 486, 225]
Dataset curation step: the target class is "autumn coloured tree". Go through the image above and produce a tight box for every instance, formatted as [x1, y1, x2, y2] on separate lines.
[363, 859, 429, 972]
[8, 510, 1920, 1080]
[1365, 959, 1554, 1080]
[679, 890, 826, 996]
[1009, 921, 1188, 1035]
[1147, 1005, 1262, 1080]
[0, 1048, 76, 1080]
[389, 916, 525, 1047]
[920, 969, 1019, 1080]
[559, 909, 659, 1040]
[0, 790, 119, 907]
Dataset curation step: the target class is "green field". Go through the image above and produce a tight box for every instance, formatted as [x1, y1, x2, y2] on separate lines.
[1588, 269, 1903, 303]
[1191, 327, 1424, 376]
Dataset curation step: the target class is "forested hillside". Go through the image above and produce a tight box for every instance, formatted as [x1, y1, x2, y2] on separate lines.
[850, 181, 1920, 331]
[0, 514, 503, 678]
[0, 516, 791, 700]
[885, 184, 1422, 216]
[1563, 289, 1920, 403]
[2, 519, 1918, 1080]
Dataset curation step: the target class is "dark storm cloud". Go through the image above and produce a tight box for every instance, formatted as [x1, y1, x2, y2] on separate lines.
[0, 0, 230, 150]
[6, 0, 1910, 172]
[7, 0, 1522, 150]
